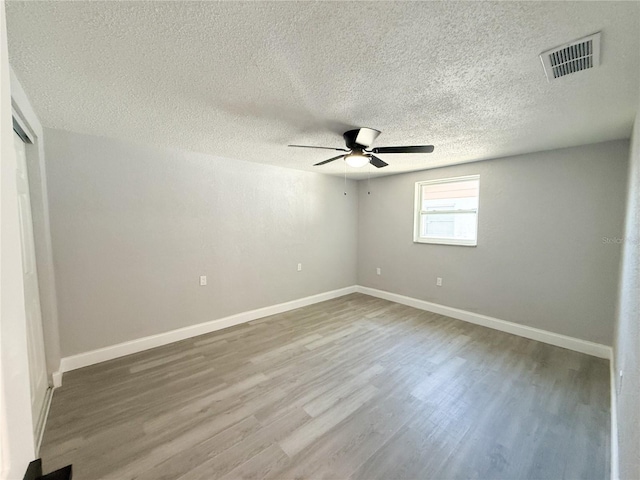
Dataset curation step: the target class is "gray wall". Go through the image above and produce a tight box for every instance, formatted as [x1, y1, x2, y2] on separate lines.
[614, 107, 640, 479]
[44, 128, 358, 357]
[357, 140, 629, 346]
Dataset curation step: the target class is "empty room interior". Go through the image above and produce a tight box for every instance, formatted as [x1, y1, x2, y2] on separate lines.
[1, 1, 640, 479]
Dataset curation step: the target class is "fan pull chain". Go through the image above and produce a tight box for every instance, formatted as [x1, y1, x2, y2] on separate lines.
[368, 161, 371, 195]
[344, 159, 347, 196]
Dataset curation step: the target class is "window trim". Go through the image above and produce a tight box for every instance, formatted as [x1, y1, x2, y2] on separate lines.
[413, 174, 480, 247]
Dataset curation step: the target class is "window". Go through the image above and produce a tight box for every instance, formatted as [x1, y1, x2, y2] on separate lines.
[414, 175, 480, 246]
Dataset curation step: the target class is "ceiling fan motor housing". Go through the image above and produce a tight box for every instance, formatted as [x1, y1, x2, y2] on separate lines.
[343, 129, 363, 150]
[343, 128, 380, 150]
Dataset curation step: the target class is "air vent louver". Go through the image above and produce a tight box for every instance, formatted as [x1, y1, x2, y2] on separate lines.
[540, 32, 601, 81]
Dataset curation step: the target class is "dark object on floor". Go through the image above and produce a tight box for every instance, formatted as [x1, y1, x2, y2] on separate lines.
[23, 459, 72, 480]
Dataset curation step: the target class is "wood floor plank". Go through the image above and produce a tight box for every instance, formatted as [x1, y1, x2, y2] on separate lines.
[278, 384, 379, 457]
[218, 444, 290, 480]
[176, 408, 310, 480]
[136, 416, 264, 480]
[40, 293, 610, 479]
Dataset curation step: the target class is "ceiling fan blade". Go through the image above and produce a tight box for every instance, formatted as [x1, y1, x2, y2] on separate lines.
[314, 154, 345, 166]
[289, 144, 348, 152]
[369, 155, 388, 168]
[371, 145, 434, 154]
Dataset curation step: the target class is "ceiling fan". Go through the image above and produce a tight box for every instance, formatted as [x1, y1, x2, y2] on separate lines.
[288, 128, 434, 168]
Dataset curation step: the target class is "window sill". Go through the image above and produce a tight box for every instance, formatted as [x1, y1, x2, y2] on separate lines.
[413, 237, 477, 247]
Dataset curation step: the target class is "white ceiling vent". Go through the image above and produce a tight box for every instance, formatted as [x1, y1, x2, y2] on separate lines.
[540, 32, 601, 81]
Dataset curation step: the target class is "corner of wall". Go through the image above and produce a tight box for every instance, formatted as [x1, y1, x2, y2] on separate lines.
[611, 99, 640, 480]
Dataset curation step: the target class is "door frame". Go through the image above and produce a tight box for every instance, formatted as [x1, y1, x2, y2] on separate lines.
[11, 107, 52, 454]
[10, 69, 63, 394]
[12, 107, 34, 145]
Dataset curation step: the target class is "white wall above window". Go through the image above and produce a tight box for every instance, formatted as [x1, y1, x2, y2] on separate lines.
[414, 175, 480, 246]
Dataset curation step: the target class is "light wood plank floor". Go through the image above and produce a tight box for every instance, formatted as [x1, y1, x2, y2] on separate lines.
[41, 293, 610, 479]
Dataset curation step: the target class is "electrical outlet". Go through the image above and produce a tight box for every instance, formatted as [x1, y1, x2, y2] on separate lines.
[376, 267, 381, 276]
[297, 263, 302, 272]
[199, 275, 207, 286]
[436, 277, 443, 287]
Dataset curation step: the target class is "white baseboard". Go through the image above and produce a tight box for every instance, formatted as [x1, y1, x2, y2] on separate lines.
[356, 286, 612, 359]
[610, 356, 619, 480]
[59, 286, 357, 373]
[51, 370, 63, 388]
[59, 284, 612, 376]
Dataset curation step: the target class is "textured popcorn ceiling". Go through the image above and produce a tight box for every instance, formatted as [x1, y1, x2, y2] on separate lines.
[6, 1, 640, 179]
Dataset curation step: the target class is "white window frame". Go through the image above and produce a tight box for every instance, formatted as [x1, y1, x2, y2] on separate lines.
[413, 174, 480, 246]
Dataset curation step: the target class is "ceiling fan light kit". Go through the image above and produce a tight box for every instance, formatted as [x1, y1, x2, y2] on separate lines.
[344, 152, 370, 168]
[288, 127, 434, 169]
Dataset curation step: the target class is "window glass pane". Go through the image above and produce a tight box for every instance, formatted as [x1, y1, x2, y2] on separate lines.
[421, 180, 479, 211]
[421, 212, 477, 240]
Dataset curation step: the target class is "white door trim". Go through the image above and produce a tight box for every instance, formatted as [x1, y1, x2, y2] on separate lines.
[34, 388, 52, 456]
[13, 128, 49, 449]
